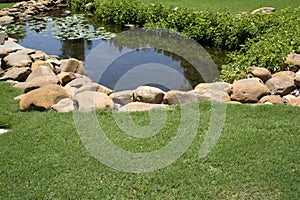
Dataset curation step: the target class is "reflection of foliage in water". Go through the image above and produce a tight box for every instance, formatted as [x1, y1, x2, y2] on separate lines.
[109, 28, 221, 84]
[0, 14, 116, 41]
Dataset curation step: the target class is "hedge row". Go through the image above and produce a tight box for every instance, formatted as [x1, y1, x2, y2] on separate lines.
[67, 0, 300, 83]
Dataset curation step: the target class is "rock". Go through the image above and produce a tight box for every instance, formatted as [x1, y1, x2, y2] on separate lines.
[251, 7, 275, 14]
[19, 84, 68, 111]
[15, 48, 36, 55]
[286, 53, 300, 66]
[231, 78, 270, 103]
[0, 67, 31, 82]
[13, 82, 26, 89]
[259, 95, 284, 105]
[163, 90, 198, 105]
[288, 96, 300, 106]
[2, 52, 32, 69]
[26, 65, 55, 82]
[0, 31, 6, 45]
[247, 66, 272, 82]
[57, 72, 77, 85]
[51, 98, 74, 112]
[24, 74, 60, 93]
[110, 90, 133, 106]
[227, 101, 243, 105]
[73, 91, 114, 112]
[76, 82, 114, 95]
[265, 71, 296, 96]
[0, 16, 14, 25]
[30, 50, 47, 61]
[31, 60, 53, 71]
[194, 82, 232, 94]
[283, 95, 296, 103]
[60, 58, 86, 75]
[65, 76, 92, 88]
[133, 86, 165, 104]
[295, 71, 300, 87]
[194, 89, 231, 102]
[14, 94, 25, 100]
[0, 49, 10, 59]
[119, 102, 168, 112]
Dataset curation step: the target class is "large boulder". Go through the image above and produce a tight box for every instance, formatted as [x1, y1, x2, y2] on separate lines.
[231, 78, 270, 103]
[1, 52, 32, 69]
[163, 90, 198, 105]
[110, 90, 133, 106]
[286, 53, 300, 66]
[60, 58, 86, 75]
[31, 60, 53, 71]
[119, 102, 167, 112]
[0, 67, 31, 82]
[19, 84, 68, 111]
[24, 74, 60, 93]
[0, 16, 14, 25]
[194, 89, 230, 103]
[265, 71, 296, 96]
[57, 72, 77, 85]
[194, 82, 232, 94]
[288, 96, 300, 107]
[73, 91, 114, 112]
[247, 66, 272, 82]
[25, 65, 55, 82]
[76, 82, 114, 95]
[51, 98, 74, 112]
[64, 76, 92, 88]
[30, 50, 47, 61]
[133, 86, 165, 104]
[259, 95, 284, 105]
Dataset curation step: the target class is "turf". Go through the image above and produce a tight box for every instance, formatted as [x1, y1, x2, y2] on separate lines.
[0, 82, 299, 199]
[0, 3, 14, 10]
[143, 0, 300, 13]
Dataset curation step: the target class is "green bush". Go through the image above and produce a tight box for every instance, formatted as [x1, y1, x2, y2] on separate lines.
[67, 0, 300, 82]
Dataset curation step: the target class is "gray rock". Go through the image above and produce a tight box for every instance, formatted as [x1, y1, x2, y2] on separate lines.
[2, 52, 32, 69]
[0, 16, 14, 25]
[295, 71, 300, 87]
[51, 98, 74, 112]
[0, 31, 6, 45]
[76, 82, 114, 95]
[133, 86, 165, 104]
[286, 53, 300, 66]
[265, 71, 296, 96]
[110, 90, 133, 106]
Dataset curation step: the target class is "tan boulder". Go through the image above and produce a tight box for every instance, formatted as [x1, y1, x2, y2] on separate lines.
[0, 67, 31, 82]
[163, 90, 198, 105]
[30, 50, 47, 61]
[76, 82, 114, 95]
[119, 102, 168, 112]
[283, 94, 296, 103]
[247, 66, 272, 82]
[60, 58, 86, 75]
[288, 96, 300, 106]
[2, 52, 32, 69]
[65, 76, 92, 88]
[265, 71, 296, 96]
[31, 60, 53, 71]
[295, 71, 300, 87]
[19, 84, 68, 111]
[259, 95, 284, 105]
[194, 82, 232, 94]
[133, 86, 165, 104]
[110, 90, 133, 106]
[73, 91, 114, 112]
[51, 98, 74, 112]
[24, 75, 60, 93]
[57, 72, 77, 85]
[231, 78, 270, 103]
[286, 53, 300, 66]
[194, 89, 230, 102]
[26, 65, 55, 82]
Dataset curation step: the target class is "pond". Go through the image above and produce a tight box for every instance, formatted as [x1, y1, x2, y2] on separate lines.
[1, 10, 228, 91]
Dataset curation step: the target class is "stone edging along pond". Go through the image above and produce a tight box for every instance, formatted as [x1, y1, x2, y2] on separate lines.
[0, 1, 300, 112]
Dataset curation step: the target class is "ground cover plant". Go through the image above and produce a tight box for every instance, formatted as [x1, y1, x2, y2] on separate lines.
[0, 3, 14, 9]
[0, 81, 299, 199]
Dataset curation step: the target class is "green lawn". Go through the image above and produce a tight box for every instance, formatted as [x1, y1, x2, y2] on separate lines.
[0, 82, 299, 199]
[0, 3, 14, 10]
[143, 0, 300, 13]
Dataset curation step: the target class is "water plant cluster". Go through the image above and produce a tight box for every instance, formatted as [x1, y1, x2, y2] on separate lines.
[0, 14, 116, 41]
[67, 0, 300, 82]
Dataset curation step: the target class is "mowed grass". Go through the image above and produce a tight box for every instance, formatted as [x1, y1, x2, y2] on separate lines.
[143, 0, 300, 13]
[0, 82, 299, 199]
[0, 3, 14, 10]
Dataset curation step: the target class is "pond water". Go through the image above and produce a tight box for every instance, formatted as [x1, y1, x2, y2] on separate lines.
[1, 10, 228, 91]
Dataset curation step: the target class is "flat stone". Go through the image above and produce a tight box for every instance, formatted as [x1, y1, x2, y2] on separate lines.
[0, 67, 31, 82]
[0, 16, 14, 25]
[194, 82, 232, 95]
[51, 98, 74, 112]
[24, 75, 60, 93]
[110, 90, 133, 106]
[76, 82, 114, 95]
[119, 102, 168, 112]
[2, 52, 32, 69]
[26, 65, 55, 82]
